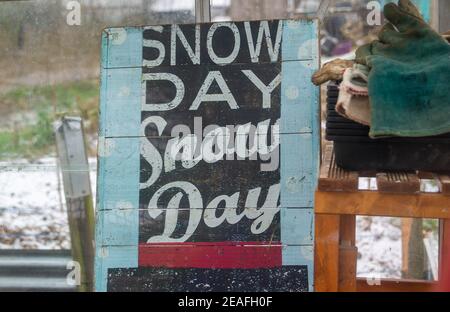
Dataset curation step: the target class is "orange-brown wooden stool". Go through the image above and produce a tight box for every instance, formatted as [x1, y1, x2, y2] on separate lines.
[314, 144, 450, 292]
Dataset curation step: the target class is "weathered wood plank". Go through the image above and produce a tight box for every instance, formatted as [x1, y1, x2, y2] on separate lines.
[103, 20, 318, 71]
[437, 174, 450, 195]
[98, 208, 312, 246]
[356, 278, 436, 292]
[99, 134, 316, 210]
[95, 136, 140, 292]
[417, 171, 435, 179]
[338, 215, 357, 292]
[138, 242, 284, 268]
[315, 191, 450, 219]
[282, 19, 319, 62]
[279, 19, 319, 292]
[401, 218, 425, 279]
[97, 137, 140, 211]
[102, 27, 143, 69]
[100, 67, 142, 138]
[339, 215, 356, 247]
[280, 60, 316, 134]
[281, 209, 314, 245]
[318, 144, 359, 192]
[281, 133, 315, 208]
[314, 214, 340, 292]
[376, 172, 420, 194]
[143, 21, 284, 67]
[338, 245, 358, 292]
[96, 209, 139, 246]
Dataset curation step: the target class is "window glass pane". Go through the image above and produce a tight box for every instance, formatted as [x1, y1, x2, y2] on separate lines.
[357, 216, 440, 281]
[212, 1, 433, 58]
[211, 0, 293, 21]
[0, 0, 194, 250]
[211, 0, 372, 56]
[320, 0, 431, 58]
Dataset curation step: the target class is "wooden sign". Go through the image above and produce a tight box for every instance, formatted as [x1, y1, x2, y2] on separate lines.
[96, 19, 320, 292]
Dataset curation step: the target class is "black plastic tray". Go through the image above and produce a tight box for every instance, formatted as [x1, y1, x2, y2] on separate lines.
[326, 111, 357, 119]
[326, 129, 372, 136]
[326, 122, 370, 130]
[326, 82, 450, 171]
[327, 91, 339, 97]
[327, 116, 361, 123]
[331, 140, 450, 172]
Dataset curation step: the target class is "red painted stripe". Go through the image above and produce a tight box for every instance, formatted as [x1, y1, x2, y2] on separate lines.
[138, 241, 282, 269]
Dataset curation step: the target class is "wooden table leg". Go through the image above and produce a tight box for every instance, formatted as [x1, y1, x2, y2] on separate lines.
[315, 214, 340, 292]
[402, 218, 425, 279]
[439, 219, 450, 291]
[338, 215, 357, 292]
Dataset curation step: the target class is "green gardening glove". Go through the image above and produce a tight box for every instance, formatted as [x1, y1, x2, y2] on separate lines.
[355, 0, 450, 138]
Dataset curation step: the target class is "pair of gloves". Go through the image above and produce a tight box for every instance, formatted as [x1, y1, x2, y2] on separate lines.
[356, 0, 450, 137]
[313, 0, 450, 138]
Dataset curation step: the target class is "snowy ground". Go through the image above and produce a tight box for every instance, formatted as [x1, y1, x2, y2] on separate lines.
[0, 157, 96, 250]
[0, 157, 408, 278]
[356, 216, 402, 279]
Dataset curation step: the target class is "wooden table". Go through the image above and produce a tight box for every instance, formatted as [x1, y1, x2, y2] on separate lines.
[314, 144, 450, 292]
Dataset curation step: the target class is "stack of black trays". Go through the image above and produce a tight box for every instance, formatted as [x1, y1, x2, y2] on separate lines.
[326, 82, 450, 172]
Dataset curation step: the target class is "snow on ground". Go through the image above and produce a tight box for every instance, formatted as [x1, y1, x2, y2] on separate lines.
[0, 156, 403, 277]
[356, 216, 402, 279]
[0, 157, 96, 250]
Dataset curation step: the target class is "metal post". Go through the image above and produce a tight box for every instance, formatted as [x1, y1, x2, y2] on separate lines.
[195, 0, 211, 23]
[54, 116, 95, 292]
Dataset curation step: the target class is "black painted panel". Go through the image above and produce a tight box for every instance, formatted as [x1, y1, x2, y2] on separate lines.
[107, 266, 308, 292]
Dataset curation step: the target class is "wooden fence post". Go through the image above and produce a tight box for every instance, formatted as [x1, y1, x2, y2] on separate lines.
[54, 116, 95, 292]
[402, 218, 426, 280]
